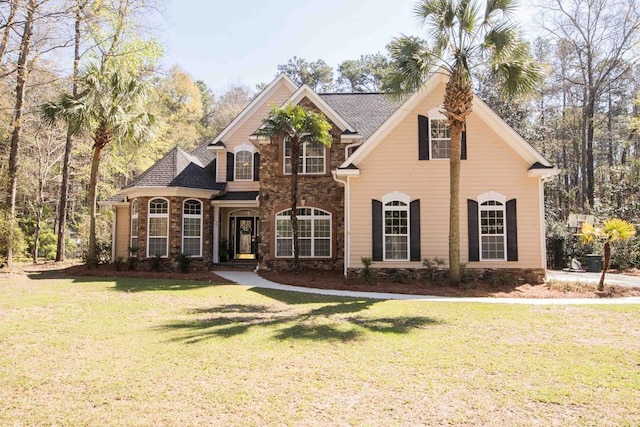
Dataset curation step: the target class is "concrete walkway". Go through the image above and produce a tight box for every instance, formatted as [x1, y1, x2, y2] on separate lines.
[547, 270, 640, 288]
[214, 271, 640, 305]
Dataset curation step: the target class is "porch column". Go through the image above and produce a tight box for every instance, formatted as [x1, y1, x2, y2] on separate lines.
[213, 205, 220, 263]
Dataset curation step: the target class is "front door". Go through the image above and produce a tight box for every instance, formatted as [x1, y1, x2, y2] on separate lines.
[235, 217, 256, 259]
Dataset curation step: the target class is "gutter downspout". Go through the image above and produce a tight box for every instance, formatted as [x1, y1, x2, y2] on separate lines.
[111, 206, 117, 262]
[332, 171, 349, 277]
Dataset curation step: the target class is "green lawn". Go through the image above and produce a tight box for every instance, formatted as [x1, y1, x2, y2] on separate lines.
[1, 273, 639, 426]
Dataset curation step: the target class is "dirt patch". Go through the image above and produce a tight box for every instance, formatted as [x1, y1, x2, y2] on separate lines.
[4, 262, 640, 298]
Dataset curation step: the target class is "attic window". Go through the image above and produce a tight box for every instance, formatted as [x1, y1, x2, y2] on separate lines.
[430, 119, 451, 159]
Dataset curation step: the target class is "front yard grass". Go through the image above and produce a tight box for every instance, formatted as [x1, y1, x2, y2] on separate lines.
[1, 274, 639, 426]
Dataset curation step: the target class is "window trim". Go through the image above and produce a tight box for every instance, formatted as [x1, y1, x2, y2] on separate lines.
[275, 207, 332, 258]
[427, 108, 450, 160]
[234, 143, 256, 181]
[182, 198, 203, 258]
[283, 138, 327, 175]
[478, 191, 507, 261]
[147, 197, 169, 258]
[382, 191, 410, 261]
[130, 198, 139, 251]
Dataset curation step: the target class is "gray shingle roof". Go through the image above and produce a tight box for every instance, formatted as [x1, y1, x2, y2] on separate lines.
[124, 145, 223, 191]
[320, 93, 402, 141]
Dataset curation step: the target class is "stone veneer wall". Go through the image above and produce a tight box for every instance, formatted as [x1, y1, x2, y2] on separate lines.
[131, 196, 212, 271]
[258, 97, 345, 271]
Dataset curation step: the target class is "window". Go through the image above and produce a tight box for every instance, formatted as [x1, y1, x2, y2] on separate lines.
[147, 198, 168, 257]
[275, 208, 331, 257]
[480, 200, 506, 260]
[284, 139, 326, 174]
[384, 200, 409, 260]
[234, 150, 253, 181]
[430, 118, 451, 159]
[182, 199, 202, 257]
[130, 199, 139, 250]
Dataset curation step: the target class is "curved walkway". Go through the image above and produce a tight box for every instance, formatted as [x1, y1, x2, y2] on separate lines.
[214, 271, 640, 305]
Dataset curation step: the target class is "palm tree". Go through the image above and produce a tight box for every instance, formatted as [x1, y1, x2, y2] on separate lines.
[42, 63, 155, 262]
[384, 0, 541, 283]
[578, 219, 636, 291]
[256, 103, 332, 272]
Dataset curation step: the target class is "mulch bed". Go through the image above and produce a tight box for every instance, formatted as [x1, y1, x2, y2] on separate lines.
[5, 262, 640, 299]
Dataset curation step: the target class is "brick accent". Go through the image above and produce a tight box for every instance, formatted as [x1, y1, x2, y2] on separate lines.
[129, 196, 212, 271]
[258, 97, 345, 272]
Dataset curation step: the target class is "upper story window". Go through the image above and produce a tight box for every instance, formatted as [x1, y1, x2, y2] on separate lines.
[235, 150, 253, 181]
[284, 139, 326, 175]
[275, 207, 331, 258]
[384, 199, 409, 261]
[430, 118, 451, 159]
[479, 199, 506, 261]
[147, 198, 169, 257]
[182, 199, 202, 257]
[130, 199, 139, 250]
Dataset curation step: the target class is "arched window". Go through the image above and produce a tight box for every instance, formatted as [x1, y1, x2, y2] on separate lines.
[235, 150, 253, 180]
[182, 199, 202, 257]
[130, 199, 139, 251]
[275, 208, 331, 258]
[147, 198, 169, 257]
[284, 139, 326, 175]
[383, 198, 409, 261]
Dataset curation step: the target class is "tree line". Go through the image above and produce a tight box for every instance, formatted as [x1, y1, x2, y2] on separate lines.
[1, 0, 639, 270]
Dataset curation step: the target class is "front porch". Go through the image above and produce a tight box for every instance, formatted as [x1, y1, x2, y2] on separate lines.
[211, 191, 260, 264]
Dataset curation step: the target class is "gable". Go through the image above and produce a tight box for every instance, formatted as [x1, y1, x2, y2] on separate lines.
[342, 72, 554, 174]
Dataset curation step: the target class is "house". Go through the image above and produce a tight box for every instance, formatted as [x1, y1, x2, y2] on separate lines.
[102, 72, 557, 282]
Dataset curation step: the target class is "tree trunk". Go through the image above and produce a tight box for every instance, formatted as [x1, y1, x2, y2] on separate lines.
[443, 68, 473, 285]
[448, 123, 462, 284]
[585, 94, 596, 208]
[598, 241, 610, 292]
[6, 0, 35, 268]
[56, 0, 83, 262]
[0, 0, 19, 65]
[88, 125, 109, 262]
[32, 204, 42, 264]
[290, 136, 300, 273]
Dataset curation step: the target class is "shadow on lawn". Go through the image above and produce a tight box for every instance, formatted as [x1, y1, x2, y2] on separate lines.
[26, 270, 224, 292]
[159, 295, 441, 344]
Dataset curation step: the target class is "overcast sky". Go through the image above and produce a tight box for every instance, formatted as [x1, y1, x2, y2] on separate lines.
[158, 0, 537, 95]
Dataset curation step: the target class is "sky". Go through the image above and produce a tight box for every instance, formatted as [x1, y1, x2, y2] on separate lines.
[158, 0, 536, 95]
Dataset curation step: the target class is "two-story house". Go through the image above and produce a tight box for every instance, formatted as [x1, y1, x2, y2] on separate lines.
[103, 72, 557, 282]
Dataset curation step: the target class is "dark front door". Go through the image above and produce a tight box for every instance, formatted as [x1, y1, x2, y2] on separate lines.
[235, 217, 256, 259]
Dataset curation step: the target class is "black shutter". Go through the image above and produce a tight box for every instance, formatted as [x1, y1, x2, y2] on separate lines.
[226, 152, 234, 182]
[212, 156, 217, 182]
[506, 199, 518, 261]
[418, 115, 430, 160]
[467, 199, 479, 262]
[461, 131, 467, 160]
[372, 200, 383, 261]
[253, 152, 260, 181]
[410, 199, 421, 261]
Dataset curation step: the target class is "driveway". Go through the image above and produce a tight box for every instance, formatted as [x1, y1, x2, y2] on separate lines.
[546, 270, 640, 288]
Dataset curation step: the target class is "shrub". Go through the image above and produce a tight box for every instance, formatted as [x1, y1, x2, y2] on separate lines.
[151, 254, 162, 272]
[360, 256, 375, 285]
[0, 212, 27, 263]
[175, 253, 192, 273]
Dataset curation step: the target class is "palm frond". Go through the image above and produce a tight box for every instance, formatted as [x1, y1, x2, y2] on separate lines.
[485, 0, 517, 22]
[383, 36, 437, 97]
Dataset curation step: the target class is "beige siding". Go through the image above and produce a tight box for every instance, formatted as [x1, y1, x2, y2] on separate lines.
[349, 81, 544, 269]
[221, 83, 294, 192]
[114, 205, 130, 259]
